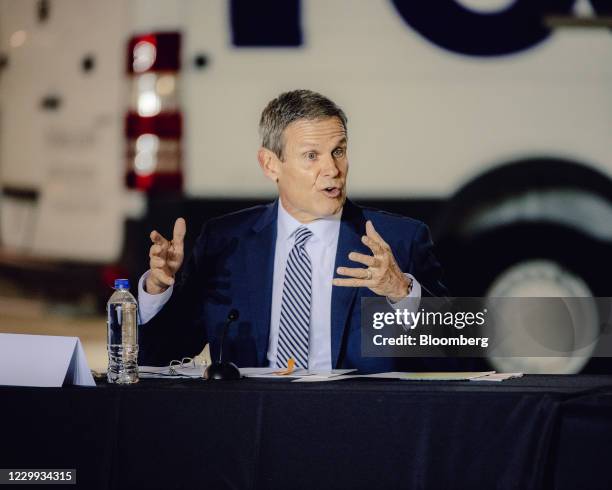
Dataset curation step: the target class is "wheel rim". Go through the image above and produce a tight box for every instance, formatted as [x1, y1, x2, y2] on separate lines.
[484, 259, 598, 374]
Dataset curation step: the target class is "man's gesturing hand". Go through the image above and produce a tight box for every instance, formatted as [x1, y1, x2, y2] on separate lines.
[332, 220, 411, 302]
[145, 217, 186, 295]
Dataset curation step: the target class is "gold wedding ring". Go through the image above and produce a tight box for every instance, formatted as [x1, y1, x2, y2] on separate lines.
[366, 269, 372, 280]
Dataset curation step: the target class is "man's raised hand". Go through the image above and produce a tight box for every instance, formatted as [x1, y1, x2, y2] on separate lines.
[332, 220, 411, 301]
[145, 218, 186, 294]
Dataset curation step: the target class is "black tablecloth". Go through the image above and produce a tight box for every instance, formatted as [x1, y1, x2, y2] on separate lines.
[2, 375, 612, 490]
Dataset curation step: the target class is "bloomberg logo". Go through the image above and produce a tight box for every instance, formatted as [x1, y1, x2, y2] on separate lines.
[231, 0, 611, 56]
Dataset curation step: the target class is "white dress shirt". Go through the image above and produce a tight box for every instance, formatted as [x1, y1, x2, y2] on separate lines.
[138, 200, 422, 369]
[267, 200, 341, 370]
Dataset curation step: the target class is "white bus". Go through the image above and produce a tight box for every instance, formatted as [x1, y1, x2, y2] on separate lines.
[1, 0, 611, 370]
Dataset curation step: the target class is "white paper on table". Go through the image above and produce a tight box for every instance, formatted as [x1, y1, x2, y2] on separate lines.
[0, 333, 95, 387]
[395, 371, 496, 381]
[240, 367, 356, 379]
[469, 372, 523, 382]
[292, 374, 361, 383]
[293, 371, 498, 383]
[297, 371, 429, 381]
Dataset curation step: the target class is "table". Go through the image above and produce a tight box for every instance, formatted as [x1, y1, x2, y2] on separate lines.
[2, 375, 612, 490]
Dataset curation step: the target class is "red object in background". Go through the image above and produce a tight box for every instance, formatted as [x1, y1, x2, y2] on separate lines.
[125, 171, 183, 193]
[126, 31, 183, 193]
[126, 32, 181, 73]
[125, 112, 183, 192]
[125, 112, 182, 139]
[100, 264, 130, 289]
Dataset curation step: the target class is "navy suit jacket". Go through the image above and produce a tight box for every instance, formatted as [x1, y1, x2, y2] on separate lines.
[138, 199, 448, 372]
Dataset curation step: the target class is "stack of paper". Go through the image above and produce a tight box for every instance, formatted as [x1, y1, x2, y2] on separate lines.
[138, 366, 523, 383]
[138, 366, 356, 380]
[240, 368, 355, 379]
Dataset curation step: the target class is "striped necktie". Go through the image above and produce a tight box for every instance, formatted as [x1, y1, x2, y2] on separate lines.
[277, 226, 313, 369]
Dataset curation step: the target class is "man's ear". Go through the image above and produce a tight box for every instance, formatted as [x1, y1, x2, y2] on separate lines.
[258, 147, 280, 183]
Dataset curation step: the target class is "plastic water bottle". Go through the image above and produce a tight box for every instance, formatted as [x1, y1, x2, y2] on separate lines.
[107, 279, 139, 384]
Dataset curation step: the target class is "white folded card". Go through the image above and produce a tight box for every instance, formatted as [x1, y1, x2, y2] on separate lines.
[0, 333, 95, 387]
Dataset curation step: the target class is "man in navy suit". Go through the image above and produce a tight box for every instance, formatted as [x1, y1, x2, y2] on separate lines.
[137, 90, 447, 372]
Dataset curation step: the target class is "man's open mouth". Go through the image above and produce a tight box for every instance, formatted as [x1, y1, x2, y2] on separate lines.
[322, 186, 342, 198]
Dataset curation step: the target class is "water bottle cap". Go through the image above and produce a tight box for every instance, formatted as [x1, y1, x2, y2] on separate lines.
[114, 278, 130, 289]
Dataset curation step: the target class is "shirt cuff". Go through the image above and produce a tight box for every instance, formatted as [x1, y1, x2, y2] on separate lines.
[138, 270, 174, 324]
[386, 273, 421, 310]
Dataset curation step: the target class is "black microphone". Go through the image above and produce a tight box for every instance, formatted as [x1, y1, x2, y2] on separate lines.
[204, 309, 242, 380]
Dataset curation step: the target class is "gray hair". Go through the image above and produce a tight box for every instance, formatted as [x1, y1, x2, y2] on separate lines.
[259, 89, 348, 159]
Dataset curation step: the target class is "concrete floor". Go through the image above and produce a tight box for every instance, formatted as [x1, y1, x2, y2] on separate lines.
[0, 296, 108, 373]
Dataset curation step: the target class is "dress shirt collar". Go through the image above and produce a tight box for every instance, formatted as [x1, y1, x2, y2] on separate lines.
[277, 198, 342, 247]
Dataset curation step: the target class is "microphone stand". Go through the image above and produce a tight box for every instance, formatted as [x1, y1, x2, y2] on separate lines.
[204, 309, 242, 380]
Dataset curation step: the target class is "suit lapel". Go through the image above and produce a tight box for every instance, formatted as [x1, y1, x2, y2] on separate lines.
[331, 200, 367, 368]
[244, 200, 278, 366]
